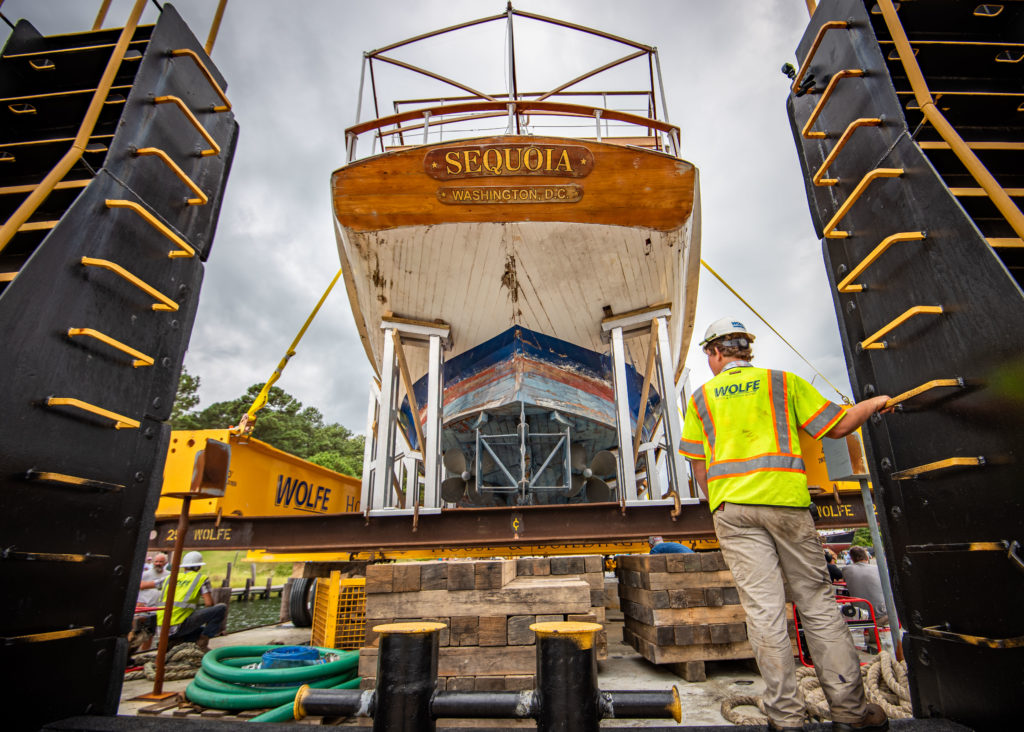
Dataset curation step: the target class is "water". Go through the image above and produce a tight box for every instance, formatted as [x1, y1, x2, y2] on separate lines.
[225, 596, 283, 634]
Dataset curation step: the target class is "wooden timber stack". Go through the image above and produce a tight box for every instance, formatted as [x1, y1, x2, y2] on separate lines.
[359, 556, 607, 691]
[616, 552, 794, 681]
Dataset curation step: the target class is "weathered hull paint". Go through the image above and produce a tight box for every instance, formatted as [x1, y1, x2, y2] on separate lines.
[398, 326, 659, 450]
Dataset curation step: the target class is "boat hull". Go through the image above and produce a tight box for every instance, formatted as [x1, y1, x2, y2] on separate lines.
[398, 325, 660, 450]
[332, 135, 701, 390]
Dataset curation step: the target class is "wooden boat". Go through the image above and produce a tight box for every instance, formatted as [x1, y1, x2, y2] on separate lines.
[331, 8, 700, 506]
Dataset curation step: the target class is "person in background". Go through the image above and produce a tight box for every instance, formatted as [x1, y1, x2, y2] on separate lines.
[131, 552, 169, 651]
[680, 317, 891, 732]
[842, 546, 888, 627]
[138, 553, 168, 607]
[155, 550, 227, 652]
[825, 550, 844, 583]
[648, 536, 695, 554]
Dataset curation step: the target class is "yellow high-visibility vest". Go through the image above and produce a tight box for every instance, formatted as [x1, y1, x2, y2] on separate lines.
[155, 569, 208, 628]
[679, 362, 845, 511]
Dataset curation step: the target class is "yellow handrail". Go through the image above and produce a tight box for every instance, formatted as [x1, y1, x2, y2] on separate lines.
[3, 628, 94, 645]
[836, 231, 926, 293]
[0, 179, 90, 196]
[205, 0, 229, 56]
[801, 69, 865, 139]
[922, 624, 1024, 650]
[80, 256, 179, 311]
[67, 327, 154, 367]
[891, 456, 984, 481]
[93, 0, 113, 30]
[813, 118, 882, 186]
[26, 470, 124, 492]
[133, 147, 208, 205]
[45, 397, 140, 429]
[105, 199, 196, 258]
[877, 0, 1024, 242]
[169, 49, 231, 112]
[0, 0, 148, 256]
[823, 168, 904, 238]
[885, 377, 964, 409]
[18, 221, 58, 232]
[859, 305, 943, 350]
[153, 95, 220, 156]
[791, 20, 849, 94]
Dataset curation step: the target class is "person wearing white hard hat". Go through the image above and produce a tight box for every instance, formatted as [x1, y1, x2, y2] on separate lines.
[679, 318, 892, 732]
[154, 550, 226, 651]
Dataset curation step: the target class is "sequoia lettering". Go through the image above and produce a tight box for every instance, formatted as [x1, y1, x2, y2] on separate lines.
[427, 144, 592, 180]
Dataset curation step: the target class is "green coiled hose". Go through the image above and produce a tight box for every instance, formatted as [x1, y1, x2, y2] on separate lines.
[183, 645, 360, 723]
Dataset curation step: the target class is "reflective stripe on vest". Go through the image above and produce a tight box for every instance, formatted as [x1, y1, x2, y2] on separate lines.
[678, 437, 705, 457]
[802, 401, 845, 438]
[769, 370, 790, 454]
[707, 454, 805, 480]
[692, 388, 715, 460]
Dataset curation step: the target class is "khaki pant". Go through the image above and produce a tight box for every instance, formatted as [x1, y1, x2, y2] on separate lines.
[713, 503, 867, 727]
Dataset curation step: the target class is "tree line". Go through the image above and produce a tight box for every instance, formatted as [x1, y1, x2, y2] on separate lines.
[170, 367, 364, 478]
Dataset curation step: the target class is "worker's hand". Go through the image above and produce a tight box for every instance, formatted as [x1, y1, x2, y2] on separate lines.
[874, 395, 895, 414]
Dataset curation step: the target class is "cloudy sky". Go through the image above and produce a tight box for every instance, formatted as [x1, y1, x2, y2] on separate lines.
[5, 0, 855, 432]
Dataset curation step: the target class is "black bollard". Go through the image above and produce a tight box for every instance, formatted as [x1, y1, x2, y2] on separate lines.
[531, 621, 602, 731]
[372, 621, 445, 732]
[295, 620, 680, 730]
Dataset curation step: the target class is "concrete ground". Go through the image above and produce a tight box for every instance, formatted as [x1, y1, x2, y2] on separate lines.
[119, 611, 763, 726]
[599, 609, 766, 727]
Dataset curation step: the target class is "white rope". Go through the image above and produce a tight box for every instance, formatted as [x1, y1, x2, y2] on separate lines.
[721, 652, 914, 726]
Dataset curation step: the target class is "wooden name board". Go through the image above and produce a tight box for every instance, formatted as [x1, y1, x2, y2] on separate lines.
[438, 184, 583, 205]
[425, 143, 594, 180]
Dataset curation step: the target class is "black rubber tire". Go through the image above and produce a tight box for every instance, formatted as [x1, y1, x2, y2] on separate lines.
[288, 577, 315, 627]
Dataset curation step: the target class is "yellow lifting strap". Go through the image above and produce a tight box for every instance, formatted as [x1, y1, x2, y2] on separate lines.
[233, 267, 343, 435]
[700, 259, 852, 405]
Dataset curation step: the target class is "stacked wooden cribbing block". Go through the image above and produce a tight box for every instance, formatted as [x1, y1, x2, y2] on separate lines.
[359, 556, 606, 691]
[617, 552, 792, 681]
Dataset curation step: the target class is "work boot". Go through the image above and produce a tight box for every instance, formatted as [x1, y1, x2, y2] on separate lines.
[832, 703, 889, 731]
[767, 720, 806, 731]
[195, 634, 211, 652]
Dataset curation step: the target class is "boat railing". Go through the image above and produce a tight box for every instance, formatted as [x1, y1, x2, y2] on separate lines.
[344, 99, 681, 163]
[348, 5, 679, 163]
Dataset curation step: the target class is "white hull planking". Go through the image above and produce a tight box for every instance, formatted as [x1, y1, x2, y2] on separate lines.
[335, 207, 701, 389]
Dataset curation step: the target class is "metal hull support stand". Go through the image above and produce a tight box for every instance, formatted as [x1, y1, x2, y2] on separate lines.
[361, 316, 450, 517]
[602, 305, 697, 508]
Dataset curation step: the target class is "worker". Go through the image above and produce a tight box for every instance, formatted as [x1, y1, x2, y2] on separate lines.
[842, 546, 889, 627]
[138, 552, 168, 607]
[155, 550, 226, 652]
[648, 536, 694, 554]
[679, 317, 892, 732]
[824, 550, 844, 583]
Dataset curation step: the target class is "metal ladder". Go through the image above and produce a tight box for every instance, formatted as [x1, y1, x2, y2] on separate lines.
[786, 0, 1023, 727]
[0, 3, 237, 726]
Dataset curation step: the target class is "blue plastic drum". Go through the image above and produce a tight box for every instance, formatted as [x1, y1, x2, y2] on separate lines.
[260, 645, 320, 669]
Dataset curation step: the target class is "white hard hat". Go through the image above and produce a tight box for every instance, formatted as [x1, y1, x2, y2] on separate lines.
[181, 550, 205, 568]
[699, 317, 755, 347]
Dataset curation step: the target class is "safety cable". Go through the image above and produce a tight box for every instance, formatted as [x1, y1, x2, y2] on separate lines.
[700, 259, 852, 404]
[233, 267, 344, 434]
